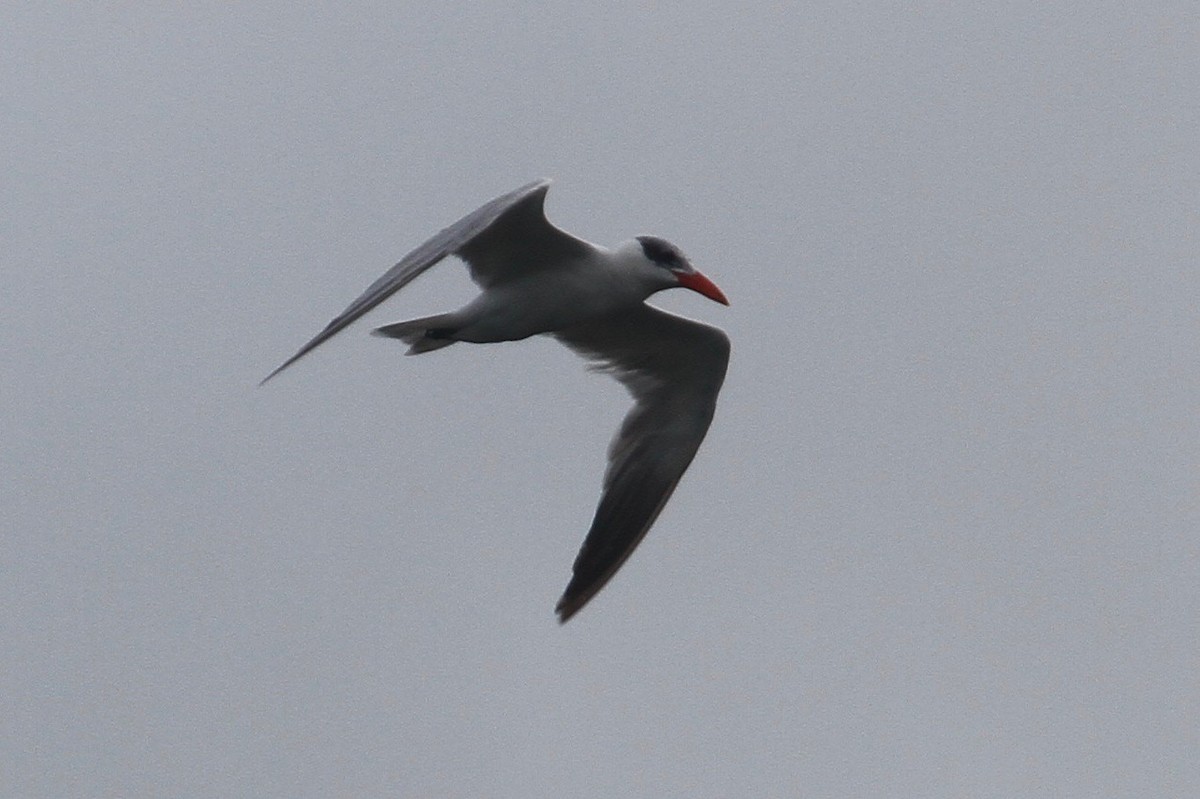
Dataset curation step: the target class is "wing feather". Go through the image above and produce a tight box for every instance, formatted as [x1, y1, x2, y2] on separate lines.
[552, 305, 730, 622]
[262, 179, 591, 383]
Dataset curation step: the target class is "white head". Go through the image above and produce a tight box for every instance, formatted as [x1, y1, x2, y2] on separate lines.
[618, 235, 730, 305]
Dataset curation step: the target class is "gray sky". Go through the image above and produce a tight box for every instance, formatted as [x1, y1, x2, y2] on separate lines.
[4, 3, 1197, 796]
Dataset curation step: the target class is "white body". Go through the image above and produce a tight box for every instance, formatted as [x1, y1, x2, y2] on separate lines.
[450, 242, 669, 342]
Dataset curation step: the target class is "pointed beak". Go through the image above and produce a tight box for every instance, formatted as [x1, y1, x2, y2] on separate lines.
[673, 270, 730, 305]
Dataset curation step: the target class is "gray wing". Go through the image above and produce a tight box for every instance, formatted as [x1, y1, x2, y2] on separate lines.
[261, 178, 593, 383]
[552, 305, 731, 622]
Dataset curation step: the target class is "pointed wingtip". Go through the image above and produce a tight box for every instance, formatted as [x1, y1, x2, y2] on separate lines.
[554, 585, 591, 625]
[554, 589, 575, 624]
[258, 355, 299, 386]
[555, 601, 578, 625]
[258, 319, 345, 387]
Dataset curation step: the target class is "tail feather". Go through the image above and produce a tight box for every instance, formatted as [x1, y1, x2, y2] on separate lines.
[372, 314, 459, 355]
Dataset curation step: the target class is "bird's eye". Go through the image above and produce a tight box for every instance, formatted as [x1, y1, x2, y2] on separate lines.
[636, 236, 681, 268]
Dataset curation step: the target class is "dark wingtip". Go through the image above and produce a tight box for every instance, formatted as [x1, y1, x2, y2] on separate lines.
[258, 368, 282, 387]
[258, 316, 346, 387]
[554, 579, 595, 625]
[555, 598, 580, 625]
[258, 353, 302, 386]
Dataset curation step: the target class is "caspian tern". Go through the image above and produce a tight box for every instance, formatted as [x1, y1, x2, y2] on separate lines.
[263, 179, 730, 622]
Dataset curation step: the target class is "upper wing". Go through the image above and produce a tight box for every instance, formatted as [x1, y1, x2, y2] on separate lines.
[552, 305, 731, 622]
[261, 178, 593, 383]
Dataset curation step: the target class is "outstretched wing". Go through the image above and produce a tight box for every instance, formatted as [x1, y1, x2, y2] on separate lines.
[552, 305, 730, 622]
[261, 178, 593, 383]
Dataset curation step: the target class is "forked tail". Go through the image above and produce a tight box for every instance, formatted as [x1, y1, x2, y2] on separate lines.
[372, 314, 460, 355]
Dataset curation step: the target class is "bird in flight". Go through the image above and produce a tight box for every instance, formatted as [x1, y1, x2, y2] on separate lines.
[262, 179, 730, 622]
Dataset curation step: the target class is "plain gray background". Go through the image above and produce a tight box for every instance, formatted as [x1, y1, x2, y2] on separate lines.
[4, 4, 1197, 796]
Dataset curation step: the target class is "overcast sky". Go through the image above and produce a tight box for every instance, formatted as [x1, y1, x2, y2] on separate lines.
[4, 3, 1198, 797]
